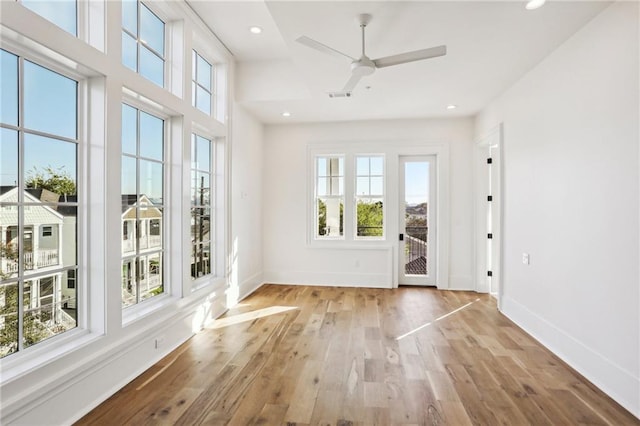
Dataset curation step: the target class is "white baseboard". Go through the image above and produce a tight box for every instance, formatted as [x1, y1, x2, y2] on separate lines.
[264, 270, 392, 288]
[237, 271, 264, 300]
[501, 296, 640, 419]
[2, 291, 229, 425]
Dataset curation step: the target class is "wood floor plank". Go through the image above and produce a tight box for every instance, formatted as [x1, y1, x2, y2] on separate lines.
[77, 285, 639, 426]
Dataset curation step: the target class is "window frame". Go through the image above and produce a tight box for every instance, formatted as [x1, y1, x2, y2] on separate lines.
[354, 154, 385, 240]
[191, 50, 214, 116]
[314, 154, 345, 240]
[0, 46, 84, 359]
[121, 0, 167, 88]
[190, 133, 214, 283]
[120, 101, 167, 310]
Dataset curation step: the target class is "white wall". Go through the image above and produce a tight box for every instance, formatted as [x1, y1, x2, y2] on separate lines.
[262, 118, 475, 289]
[230, 104, 265, 302]
[475, 2, 639, 417]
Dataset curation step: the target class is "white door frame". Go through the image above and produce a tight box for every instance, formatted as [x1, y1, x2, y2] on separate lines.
[474, 124, 503, 305]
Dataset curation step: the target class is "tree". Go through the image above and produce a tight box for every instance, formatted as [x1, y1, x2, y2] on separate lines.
[25, 166, 76, 196]
[356, 200, 383, 236]
[0, 284, 50, 357]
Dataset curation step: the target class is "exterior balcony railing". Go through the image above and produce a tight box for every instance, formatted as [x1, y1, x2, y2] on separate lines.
[1, 249, 60, 274]
[405, 226, 428, 275]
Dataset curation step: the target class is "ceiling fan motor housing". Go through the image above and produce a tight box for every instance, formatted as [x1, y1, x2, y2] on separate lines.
[351, 57, 375, 76]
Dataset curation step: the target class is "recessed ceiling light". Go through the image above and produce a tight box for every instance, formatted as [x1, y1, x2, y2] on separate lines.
[525, 0, 546, 10]
[249, 26, 263, 34]
[446, 104, 457, 110]
[282, 111, 291, 117]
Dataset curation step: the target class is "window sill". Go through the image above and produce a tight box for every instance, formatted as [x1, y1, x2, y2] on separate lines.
[0, 328, 101, 385]
[122, 293, 179, 327]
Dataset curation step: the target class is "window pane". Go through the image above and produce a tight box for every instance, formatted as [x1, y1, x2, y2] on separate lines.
[140, 4, 164, 55]
[23, 207, 75, 276]
[317, 158, 327, 177]
[121, 156, 137, 196]
[338, 158, 344, 176]
[0, 209, 19, 281]
[139, 160, 162, 204]
[24, 61, 77, 139]
[24, 134, 77, 196]
[122, 217, 136, 254]
[356, 157, 369, 175]
[356, 177, 369, 196]
[122, 32, 137, 71]
[1, 50, 18, 126]
[0, 282, 19, 357]
[23, 275, 75, 348]
[370, 157, 383, 175]
[371, 177, 383, 195]
[196, 86, 211, 115]
[317, 198, 343, 237]
[317, 177, 327, 196]
[122, 104, 137, 155]
[196, 54, 211, 90]
[63, 269, 77, 309]
[139, 45, 164, 87]
[192, 243, 210, 279]
[190, 207, 210, 244]
[22, 0, 77, 35]
[357, 199, 383, 237]
[139, 111, 163, 161]
[122, 259, 136, 308]
[194, 172, 210, 206]
[330, 177, 342, 196]
[122, 0, 137, 34]
[140, 252, 162, 301]
[1, 129, 18, 188]
[196, 136, 211, 172]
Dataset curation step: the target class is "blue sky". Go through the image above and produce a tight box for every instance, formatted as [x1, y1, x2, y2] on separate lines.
[405, 161, 430, 206]
[1, 51, 77, 189]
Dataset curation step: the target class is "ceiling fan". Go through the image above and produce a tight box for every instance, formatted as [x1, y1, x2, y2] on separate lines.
[296, 13, 447, 97]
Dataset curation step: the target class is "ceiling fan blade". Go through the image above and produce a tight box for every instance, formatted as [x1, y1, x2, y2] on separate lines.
[342, 73, 363, 93]
[296, 36, 355, 61]
[373, 45, 446, 68]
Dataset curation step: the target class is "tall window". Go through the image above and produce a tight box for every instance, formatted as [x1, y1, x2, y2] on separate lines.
[192, 51, 213, 115]
[21, 0, 77, 36]
[0, 49, 79, 358]
[122, 0, 165, 87]
[315, 156, 344, 238]
[121, 103, 164, 308]
[191, 134, 212, 279]
[355, 156, 384, 238]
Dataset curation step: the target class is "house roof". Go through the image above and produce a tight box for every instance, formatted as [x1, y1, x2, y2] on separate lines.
[0, 188, 65, 226]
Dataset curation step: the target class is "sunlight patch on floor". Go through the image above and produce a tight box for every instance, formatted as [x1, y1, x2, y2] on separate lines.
[206, 306, 299, 330]
[396, 298, 480, 340]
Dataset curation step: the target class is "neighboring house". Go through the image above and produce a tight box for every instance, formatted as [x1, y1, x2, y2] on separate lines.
[0, 187, 77, 343]
[121, 194, 163, 305]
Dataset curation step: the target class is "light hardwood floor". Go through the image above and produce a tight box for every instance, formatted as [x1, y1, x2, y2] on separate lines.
[77, 285, 639, 425]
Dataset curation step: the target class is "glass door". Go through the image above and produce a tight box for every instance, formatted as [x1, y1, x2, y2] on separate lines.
[399, 156, 436, 286]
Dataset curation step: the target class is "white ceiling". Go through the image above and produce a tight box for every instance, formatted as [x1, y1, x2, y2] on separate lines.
[188, 1, 610, 124]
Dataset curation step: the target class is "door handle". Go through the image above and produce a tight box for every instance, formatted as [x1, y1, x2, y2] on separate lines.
[399, 233, 404, 241]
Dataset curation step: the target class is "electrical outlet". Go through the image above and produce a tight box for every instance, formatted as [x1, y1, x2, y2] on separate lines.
[522, 253, 530, 265]
[155, 336, 165, 349]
